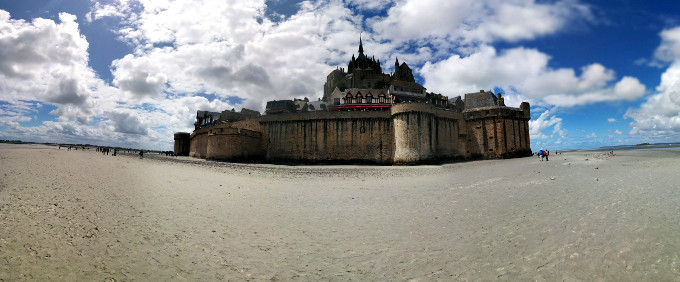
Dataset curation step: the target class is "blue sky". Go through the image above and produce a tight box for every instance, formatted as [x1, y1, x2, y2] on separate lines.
[1, 0, 680, 151]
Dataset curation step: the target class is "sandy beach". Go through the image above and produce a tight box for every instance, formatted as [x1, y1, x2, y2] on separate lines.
[1, 143, 679, 280]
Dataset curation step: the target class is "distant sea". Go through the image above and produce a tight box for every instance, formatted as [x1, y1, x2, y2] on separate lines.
[551, 143, 680, 154]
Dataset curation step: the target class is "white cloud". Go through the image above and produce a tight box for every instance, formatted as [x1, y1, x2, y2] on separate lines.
[106, 110, 149, 135]
[346, 0, 393, 11]
[112, 54, 168, 99]
[614, 76, 647, 100]
[370, 0, 592, 45]
[608, 118, 616, 123]
[626, 26, 680, 141]
[85, 1, 133, 22]
[654, 26, 680, 63]
[626, 61, 680, 138]
[99, 0, 370, 112]
[421, 45, 646, 107]
[0, 11, 95, 119]
[0, 8, 242, 149]
[529, 108, 565, 140]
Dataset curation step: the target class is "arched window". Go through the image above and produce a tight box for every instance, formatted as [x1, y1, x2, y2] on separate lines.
[356, 92, 363, 104]
[366, 92, 373, 104]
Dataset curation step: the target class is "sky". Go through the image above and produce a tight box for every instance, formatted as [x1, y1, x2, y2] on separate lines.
[1, 0, 680, 151]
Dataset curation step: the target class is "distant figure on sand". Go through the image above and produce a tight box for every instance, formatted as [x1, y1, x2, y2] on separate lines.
[539, 150, 544, 161]
[139, 150, 144, 159]
[545, 150, 549, 161]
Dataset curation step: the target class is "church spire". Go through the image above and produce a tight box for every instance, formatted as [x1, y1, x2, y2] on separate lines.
[359, 34, 364, 55]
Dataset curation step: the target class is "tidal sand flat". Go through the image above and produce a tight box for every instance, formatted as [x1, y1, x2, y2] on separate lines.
[1, 143, 679, 280]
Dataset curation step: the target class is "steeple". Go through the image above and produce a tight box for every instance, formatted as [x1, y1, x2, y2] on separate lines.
[359, 34, 364, 55]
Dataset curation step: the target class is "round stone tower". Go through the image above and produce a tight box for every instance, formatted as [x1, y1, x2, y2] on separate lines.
[173, 132, 191, 156]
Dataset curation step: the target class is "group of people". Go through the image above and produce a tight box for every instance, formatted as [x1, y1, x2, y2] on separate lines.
[97, 147, 115, 155]
[538, 149, 550, 161]
[59, 145, 86, 151]
[60, 144, 151, 159]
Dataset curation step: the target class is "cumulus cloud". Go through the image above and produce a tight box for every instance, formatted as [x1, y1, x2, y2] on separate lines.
[614, 76, 647, 100]
[529, 108, 566, 140]
[0, 11, 97, 121]
[47, 79, 90, 106]
[106, 110, 149, 135]
[421, 45, 646, 107]
[370, 0, 592, 45]
[653, 26, 680, 63]
[626, 26, 680, 140]
[85, 0, 133, 22]
[346, 0, 393, 11]
[0, 7, 242, 149]
[608, 118, 616, 122]
[626, 62, 680, 137]
[112, 54, 168, 98]
[96, 0, 369, 111]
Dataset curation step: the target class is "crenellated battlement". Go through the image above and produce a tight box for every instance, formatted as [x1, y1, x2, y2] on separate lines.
[463, 106, 529, 120]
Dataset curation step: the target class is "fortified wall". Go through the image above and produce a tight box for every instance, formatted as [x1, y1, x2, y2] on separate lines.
[180, 99, 531, 164]
[188, 119, 264, 162]
[260, 110, 393, 164]
[463, 102, 531, 158]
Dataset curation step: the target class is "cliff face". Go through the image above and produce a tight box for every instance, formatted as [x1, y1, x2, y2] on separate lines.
[181, 102, 531, 164]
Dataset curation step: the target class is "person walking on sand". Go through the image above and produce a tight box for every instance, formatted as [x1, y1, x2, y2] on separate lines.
[539, 149, 544, 161]
[139, 150, 144, 159]
[545, 149, 549, 161]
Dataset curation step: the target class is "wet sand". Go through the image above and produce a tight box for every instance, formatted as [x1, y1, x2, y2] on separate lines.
[1, 143, 679, 280]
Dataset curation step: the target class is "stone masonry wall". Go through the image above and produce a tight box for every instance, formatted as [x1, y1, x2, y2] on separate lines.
[463, 106, 532, 158]
[206, 127, 264, 161]
[261, 111, 393, 164]
[189, 129, 208, 158]
[173, 132, 190, 156]
[189, 102, 531, 164]
[391, 103, 465, 163]
[190, 119, 262, 160]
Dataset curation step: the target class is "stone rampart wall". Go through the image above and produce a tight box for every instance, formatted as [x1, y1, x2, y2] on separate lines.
[465, 111, 532, 159]
[190, 120, 262, 160]
[174, 132, 190, 156]
[260, 110, 391, 122]
[206, 127, 264, 161]
[189, 129, 208, 158]
[189, 102, 531, 164]
[228, 119, 261, 132]
[390, 103, 465, 163]
[261, 112, 393, 164]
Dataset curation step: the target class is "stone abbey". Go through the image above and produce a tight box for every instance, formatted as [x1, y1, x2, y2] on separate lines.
[174, 39, 532, 164]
